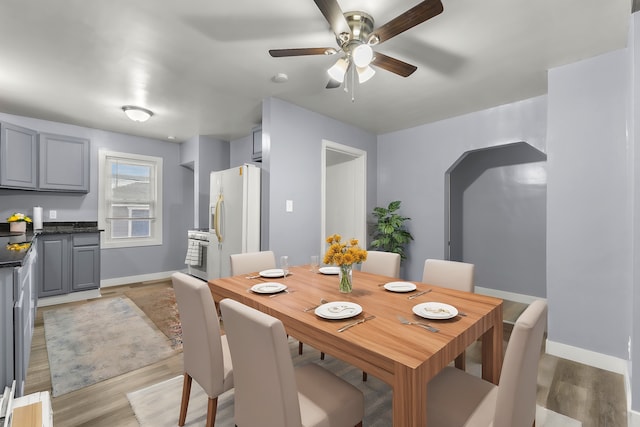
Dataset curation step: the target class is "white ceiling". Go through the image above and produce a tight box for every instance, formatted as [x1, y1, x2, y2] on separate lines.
[0, 0, 632, 142]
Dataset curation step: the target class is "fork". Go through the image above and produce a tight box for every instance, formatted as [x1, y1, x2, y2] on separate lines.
[303, 298, 329, 312]
[337, 315, 376, 333]
[397, 315, 439, 333]
[407, 289, 432, 300]
[269, 289, 296, 298]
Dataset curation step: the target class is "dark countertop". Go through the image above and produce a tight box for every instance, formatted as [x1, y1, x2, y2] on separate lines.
[0, 222, 103, 268]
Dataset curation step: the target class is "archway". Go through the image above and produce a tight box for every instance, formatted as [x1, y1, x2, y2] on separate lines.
[445, 141, 547, 298]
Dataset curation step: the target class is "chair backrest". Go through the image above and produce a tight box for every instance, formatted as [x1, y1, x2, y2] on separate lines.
[171, 272, 227, 397]
[361, 250, 401, 278]
[219, 298, 302, 427]
[229, 250, 276, 276]
[421, 259, 474, 292]
[494, 299, 547, 427]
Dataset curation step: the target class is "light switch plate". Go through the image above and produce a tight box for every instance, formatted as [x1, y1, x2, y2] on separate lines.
[286, 200, 293, 212]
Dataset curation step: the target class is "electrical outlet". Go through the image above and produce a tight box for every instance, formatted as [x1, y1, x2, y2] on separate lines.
[49, 210, 57, 219]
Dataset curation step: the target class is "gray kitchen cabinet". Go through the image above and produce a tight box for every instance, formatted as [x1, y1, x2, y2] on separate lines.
[38, 234, 71, 297]
[1, 246, 37, 397]
[0, 122, 38, 189]
[38, 232, 101, 298]
[71, 233, 100, 291]
[38, 133, 90, 192]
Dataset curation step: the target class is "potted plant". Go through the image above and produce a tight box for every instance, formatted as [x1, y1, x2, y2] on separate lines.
[370, 201, 413, 261]
[7, 212, 32, 233]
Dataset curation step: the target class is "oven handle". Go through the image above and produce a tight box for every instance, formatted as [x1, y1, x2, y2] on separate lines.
[214, 193, 224, 243]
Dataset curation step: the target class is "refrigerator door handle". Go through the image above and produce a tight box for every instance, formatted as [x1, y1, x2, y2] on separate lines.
[214, 193, 224, 242]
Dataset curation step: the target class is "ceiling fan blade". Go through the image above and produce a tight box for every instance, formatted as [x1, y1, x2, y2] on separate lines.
[313, 0, 350, 37]
[326, 78, 342, 89]
[371, 0, 443, 44]
[372, 52, 417, 77]
[269, 48, 335, 57]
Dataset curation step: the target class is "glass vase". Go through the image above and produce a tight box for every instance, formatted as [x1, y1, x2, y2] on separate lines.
[339, 264, 353, 293]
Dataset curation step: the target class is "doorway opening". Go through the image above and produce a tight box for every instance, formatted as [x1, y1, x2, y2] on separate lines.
[445, 141, 547, 298]
[321, 140, 367, 256]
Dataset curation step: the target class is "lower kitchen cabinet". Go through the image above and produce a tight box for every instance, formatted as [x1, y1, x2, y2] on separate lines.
[38, 234, 70, 297]
[0, 246, 37, 397]
[71, 234, 100, 291]
[38, 232, 100, 298]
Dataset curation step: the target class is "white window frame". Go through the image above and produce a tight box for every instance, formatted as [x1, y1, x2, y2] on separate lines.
[98, 149, 163, 248]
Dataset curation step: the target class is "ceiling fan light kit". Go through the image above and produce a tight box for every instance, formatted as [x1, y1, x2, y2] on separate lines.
[328, 58, 349, 83]
[269, 0, 444, 98]
[352, 44, 373, 68]
[357, 65, 375, 83]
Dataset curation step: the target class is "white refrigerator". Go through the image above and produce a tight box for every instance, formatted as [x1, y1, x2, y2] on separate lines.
[209, 164, 261, 278]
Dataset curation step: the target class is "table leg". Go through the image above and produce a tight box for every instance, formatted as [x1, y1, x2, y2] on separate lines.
[392, 364, 427, 426]
[481, 305, 503, 384]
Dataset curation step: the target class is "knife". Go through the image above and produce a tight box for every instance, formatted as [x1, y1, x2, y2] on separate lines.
[407, 289, 431, 300]
[337, 315, 376, 332]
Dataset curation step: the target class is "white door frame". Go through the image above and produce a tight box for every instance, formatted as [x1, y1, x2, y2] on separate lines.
[321, 140, 367, 257]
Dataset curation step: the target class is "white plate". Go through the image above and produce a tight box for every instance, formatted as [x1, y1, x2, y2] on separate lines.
[412, 302, 458, 320]
[315, 301, 362, 319]
[251, 282, 287, 294]
[318, 266, 340, 275]
[259, 269, 285, 278]
[383, 281, 417, 292]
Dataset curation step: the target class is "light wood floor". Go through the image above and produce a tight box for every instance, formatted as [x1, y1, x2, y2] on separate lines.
[25, 281, 184, 427]
[24, 282, 627, 427]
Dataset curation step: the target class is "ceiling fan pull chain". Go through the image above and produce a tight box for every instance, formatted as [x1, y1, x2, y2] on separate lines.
[351, 64, 356, 103]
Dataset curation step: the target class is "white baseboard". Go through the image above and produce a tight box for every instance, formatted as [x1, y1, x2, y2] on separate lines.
[546, 339, 628, 375]
[100, 270, 181, 288]
[37, 289, 101, 307]
[475, 286, 545, 305]
[629, 410, 640, 427]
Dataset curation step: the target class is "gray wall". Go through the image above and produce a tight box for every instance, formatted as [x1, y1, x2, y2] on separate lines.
[180, 135, 229, 229]
[633, 11, 640, 413]
[262, 97, 377, 266]
[230, 133, 253, 167]
[377, 96, 548, 283]
[0, 112, 192, 280]
[547, 48, 630, 360]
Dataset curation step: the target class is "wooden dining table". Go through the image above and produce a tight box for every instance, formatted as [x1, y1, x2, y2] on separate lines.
[208, 264, 503, 427]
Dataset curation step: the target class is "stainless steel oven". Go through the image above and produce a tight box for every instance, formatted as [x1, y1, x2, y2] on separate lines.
[186, 229, 211, 281]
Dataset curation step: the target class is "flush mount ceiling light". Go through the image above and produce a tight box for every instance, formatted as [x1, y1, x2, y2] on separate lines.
[122, 105, 154, 122]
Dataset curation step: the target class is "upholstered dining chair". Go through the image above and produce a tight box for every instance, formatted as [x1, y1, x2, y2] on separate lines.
[219, 298, 365, 427]
[360, 250, 401, 278]
[358, 250, 401, 381]
[426, 299, 547, 427]
[171, 272, 234, 427]
[422, 258, 474, 369]
[229, 250, 307, 356]
[229, 250, 276, 276]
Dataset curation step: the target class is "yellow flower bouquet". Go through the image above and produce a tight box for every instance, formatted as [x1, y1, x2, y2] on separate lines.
[7, 213, 32, 223]
[323, 234, 367, 293]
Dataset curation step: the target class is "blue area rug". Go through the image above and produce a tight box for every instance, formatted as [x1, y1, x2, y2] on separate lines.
[44, 297, 176, 397]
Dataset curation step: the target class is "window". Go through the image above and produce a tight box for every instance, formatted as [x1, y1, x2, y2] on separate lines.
[99, 150, 163, 248]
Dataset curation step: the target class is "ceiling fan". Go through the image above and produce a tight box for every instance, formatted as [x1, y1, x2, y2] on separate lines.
[269, 0, 444, 89]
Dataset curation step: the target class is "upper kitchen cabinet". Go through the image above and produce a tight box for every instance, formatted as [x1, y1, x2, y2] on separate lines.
[38, 133, 90, 192]
[0, 122, 38, 189]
